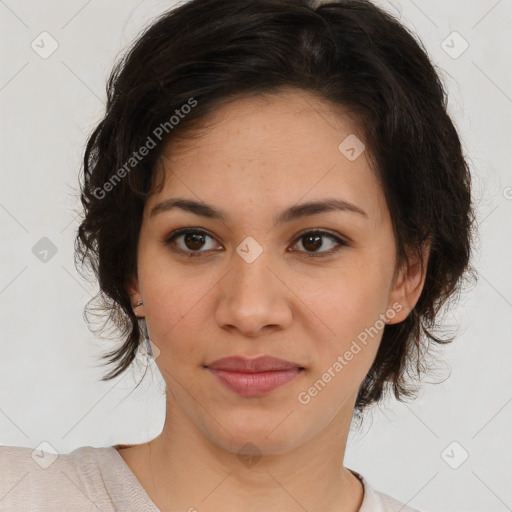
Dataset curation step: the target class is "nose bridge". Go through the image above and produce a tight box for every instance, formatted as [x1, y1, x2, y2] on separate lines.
[231, 233, 271, 278]
[214, 237, 292, 335]
[229, 239, 276, 306]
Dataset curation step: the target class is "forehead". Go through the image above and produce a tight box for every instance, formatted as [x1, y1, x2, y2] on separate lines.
[149, 89, 388, 227]
[162, 89, 362, 159]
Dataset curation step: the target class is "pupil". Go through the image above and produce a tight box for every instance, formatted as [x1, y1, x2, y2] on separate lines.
[303, 234, 321, 252]
[185, 233, 205, 250]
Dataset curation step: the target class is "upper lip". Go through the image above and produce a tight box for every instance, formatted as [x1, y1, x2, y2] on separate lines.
[205, 356, 304, 373]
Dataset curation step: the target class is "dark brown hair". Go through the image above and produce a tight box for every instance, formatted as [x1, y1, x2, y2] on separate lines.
[75, 0, 476, 413]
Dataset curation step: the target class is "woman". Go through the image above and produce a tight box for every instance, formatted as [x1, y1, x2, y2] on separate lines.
[0, 0, 474, 510]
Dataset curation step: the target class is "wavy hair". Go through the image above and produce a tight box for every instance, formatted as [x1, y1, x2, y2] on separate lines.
[75, 0, 476, 413]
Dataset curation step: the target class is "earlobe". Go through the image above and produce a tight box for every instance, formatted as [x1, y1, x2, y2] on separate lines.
[126, 276, 145, 317]
[386, 242, 430, 324]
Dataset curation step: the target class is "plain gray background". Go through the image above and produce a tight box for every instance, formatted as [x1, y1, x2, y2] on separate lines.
[1, 1, 511, 511]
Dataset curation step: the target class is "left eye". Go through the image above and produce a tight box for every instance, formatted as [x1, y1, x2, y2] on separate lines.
[163, 228, 346, 258]
[292, 230, 346, 257]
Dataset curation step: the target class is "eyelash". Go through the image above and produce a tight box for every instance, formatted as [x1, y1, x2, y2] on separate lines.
[162, 227, 347, 259]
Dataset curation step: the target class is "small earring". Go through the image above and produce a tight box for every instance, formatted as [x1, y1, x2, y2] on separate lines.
[146, 338, 154, 358]
[132, 300, 143, 308]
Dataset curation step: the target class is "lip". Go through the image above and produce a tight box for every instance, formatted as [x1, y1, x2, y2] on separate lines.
[206, 355, 304, 372]
[205, 356, 305, 397]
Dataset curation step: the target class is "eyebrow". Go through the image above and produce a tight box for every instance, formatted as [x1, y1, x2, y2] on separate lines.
[150, 197, 368, 225]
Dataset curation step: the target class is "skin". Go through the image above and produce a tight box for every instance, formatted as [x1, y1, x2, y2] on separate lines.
[120, 88, 429, 512]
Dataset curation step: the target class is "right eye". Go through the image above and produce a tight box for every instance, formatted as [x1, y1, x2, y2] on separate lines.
[163, 227, 220, 257]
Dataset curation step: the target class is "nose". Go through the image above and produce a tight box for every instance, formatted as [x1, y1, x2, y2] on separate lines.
[214, 248, 293, 338]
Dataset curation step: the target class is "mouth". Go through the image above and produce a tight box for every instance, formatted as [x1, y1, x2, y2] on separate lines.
[204, 356, 305, 397]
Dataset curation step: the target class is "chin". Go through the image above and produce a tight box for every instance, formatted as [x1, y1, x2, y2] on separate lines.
[201, 412, 304, 458]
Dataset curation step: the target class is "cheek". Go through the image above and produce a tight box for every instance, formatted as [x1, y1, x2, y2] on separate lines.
[309, 259, 392, 336]
[300, 256, 393, 382]
[296, 281, 386, 411]
[138, 256, 218, 364]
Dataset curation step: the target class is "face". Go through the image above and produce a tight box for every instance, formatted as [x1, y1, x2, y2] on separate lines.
[129, 89, 422, 456]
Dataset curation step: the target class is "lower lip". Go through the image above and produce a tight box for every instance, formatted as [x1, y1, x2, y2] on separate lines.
[207, 368, 303, 397]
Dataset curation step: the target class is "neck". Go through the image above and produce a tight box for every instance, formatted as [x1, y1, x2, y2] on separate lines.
[129, 400, 364, 512]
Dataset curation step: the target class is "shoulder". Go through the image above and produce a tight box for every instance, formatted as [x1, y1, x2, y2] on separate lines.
[352, 470, 422, 512]
[0, 444, 117, 511]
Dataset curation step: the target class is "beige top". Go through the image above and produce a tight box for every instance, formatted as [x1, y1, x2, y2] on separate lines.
[0, 444, 421, 511]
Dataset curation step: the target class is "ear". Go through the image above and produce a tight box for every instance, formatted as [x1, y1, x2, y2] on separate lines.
[126, 275, 145, 318]
[386, 241, 431, 324]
